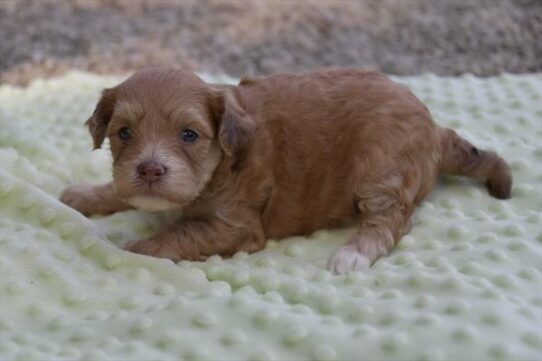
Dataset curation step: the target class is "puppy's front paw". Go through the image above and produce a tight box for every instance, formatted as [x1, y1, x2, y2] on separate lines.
[60, 184, 102, 217]
[327, 244, 370, 275]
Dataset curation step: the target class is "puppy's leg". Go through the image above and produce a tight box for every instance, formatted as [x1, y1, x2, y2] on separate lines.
[60, 182, 131, 216]
[123, 208, 265, 261]
[328, 189, 414, 275]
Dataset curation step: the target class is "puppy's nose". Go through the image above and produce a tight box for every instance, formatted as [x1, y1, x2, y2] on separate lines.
[137, 161, 167, 183]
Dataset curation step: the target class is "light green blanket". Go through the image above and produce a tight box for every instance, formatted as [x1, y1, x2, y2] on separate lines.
[0, 72, 541, 361]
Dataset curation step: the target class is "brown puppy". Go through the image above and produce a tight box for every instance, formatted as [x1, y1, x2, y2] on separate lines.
[60, 67, 512, 274]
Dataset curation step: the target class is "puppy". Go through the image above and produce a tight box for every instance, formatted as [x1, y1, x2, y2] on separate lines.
[60, 67, 512, 274]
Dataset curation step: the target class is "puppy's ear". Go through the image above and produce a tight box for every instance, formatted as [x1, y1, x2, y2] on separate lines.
[211, 89, 255, 156]
[86, 88, 116, 149]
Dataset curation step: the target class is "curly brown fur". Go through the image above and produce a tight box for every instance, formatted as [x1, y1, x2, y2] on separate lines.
[60, 67, 512, 274]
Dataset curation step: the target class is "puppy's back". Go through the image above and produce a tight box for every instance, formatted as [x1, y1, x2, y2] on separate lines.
[237, 69, 439, 237]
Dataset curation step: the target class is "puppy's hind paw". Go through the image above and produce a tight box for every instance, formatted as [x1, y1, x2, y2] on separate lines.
[327, 245, 370, 275]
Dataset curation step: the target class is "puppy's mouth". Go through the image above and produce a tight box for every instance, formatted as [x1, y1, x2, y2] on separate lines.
[113, 164, 198, 211]
[136, 180, 167, 193]
[120, 182, 186, 212]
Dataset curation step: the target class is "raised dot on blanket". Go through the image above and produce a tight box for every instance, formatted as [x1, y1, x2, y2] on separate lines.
[414, 294, 436, 309]
[380, 311, 402, 326]
[248, 351, 272, 361]
[318, 295, 338, 314]
[254, 310, 278, 327]
[182, 348, 209, 361]
[263, 291, 283, 304]
[485, 249, 508, 262]
[521, 332, 542, 349]
[285, 243, 304, 256]
[230, 271, 250, 288]
[129, 317, 153, 335]
[493, 274, 516, 289]
[380, 289, 403, 299]
[220, 329, 246, 346]
[47, 317, 69, 331]
[460, 261, 483, 275]
[283, 325, 307, 346]
[119, 296, 140, 310]
[448, 225, 468, 239]
[419, 348, 445, 361]
[452, 325, 477, 342]
[153, 283, 174, 296]
[63, 292, 86, 307]
[423, 239, 443, 250]
[312, 344, 336, 361]
[39, 209, 57, 225]
[205, 265, 223, 280]
[78, 237, 97, 253]
[192, 313, 217, 328]
[444, 299, 470, 314]
[255, 256, 276, 267]
[517, 268, 540, 281]
[156, 331, 177, 349]
[489, 343, 511, 359]
[283, 282, 309, 303]
[6, 281, 24, 296]
[18, 195, 35, 210]
[255, 274, 280, 292]
[58, 222, 74, 238]
[381, 333, 409, 353]
[103, 255, 123, 270]
[478, 232, 498, 243]
[502, 224, 525, 236]
[0, 181, 14, 197]
[70, 329, 91, 343]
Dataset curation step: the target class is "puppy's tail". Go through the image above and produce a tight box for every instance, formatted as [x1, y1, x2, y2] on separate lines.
[438, 127, 512, 199]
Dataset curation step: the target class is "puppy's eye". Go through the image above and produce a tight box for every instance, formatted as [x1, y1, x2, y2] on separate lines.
[118, 127, 132, 140]
[181, 129, 198, 143]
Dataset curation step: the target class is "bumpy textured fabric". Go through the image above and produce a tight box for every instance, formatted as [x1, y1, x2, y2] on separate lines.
[0, 72, 541, 361]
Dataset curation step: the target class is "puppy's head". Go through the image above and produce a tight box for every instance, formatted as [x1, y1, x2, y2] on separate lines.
[86, 67, 254, 211]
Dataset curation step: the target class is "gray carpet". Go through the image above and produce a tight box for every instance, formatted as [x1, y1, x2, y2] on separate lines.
[1, 0, 541, 85]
